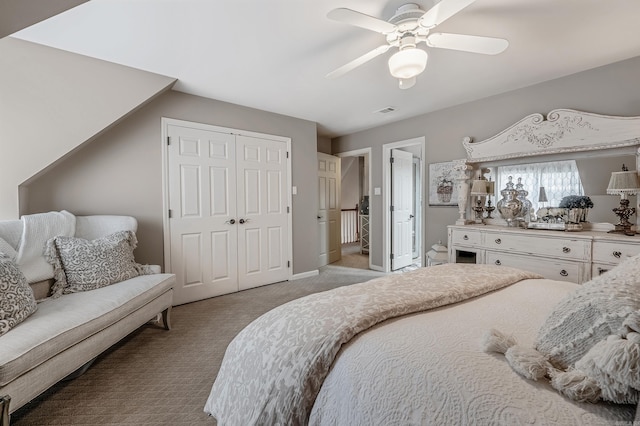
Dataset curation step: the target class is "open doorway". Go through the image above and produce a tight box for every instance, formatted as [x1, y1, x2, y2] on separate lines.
[334, 148, 372, 271]
[383, 137, 425, 272]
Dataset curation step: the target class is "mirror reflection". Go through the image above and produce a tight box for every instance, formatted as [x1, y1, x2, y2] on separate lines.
[489, 154, 636, 224]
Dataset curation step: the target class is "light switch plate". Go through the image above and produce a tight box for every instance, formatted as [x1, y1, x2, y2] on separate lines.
[292, 186, 297, 195]
[374, 187, 381, 195]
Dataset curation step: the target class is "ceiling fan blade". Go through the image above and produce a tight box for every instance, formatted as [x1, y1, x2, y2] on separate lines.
[327, 8, 396, 34]
[326, 45, 391, 79]
[427, 33, 508, 55]
[419, 0, 476, 29]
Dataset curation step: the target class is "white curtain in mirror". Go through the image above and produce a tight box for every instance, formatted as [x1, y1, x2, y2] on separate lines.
[496, 160, 584, 210]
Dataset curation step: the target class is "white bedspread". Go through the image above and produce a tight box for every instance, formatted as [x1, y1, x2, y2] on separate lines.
[310, 278, 635, 425]
[205, 264, 541, 425]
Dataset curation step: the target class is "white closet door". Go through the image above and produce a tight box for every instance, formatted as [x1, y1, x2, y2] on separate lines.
[168, 125, 238, 304]
[167, 124, 290, 304]
[391, 149, 414, 270]
[236, 135, 289, 290]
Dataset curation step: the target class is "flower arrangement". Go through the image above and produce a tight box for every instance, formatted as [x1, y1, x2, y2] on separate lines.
[559, 195, 594, 209]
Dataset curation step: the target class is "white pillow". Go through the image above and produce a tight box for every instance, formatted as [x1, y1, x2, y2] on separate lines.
[536, 253, 640, 369]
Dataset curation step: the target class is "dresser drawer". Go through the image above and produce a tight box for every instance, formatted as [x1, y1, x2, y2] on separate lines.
[486, 251, 585, 283]
[450, 229, 482, 247]
[484, 233, 590, 261]
[592, 241, 640, 264]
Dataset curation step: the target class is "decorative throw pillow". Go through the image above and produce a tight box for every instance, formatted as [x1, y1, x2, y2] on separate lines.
[0, 252, 37, 336]
[45, 230, 146, 297]
[535, 253, 640, 369]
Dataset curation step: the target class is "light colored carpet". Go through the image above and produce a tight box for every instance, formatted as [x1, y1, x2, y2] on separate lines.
[11, 265, 385, 426]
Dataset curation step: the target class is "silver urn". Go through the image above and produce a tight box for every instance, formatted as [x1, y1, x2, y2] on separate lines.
[496, 176, 523, 226]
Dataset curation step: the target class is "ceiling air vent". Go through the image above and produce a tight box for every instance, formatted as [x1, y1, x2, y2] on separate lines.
[375, 107, 396, 114]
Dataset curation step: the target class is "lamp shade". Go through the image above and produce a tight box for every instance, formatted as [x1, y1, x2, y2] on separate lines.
[538, 186, 548, 202]
[607, 170, 640, 195]
[470, 179, 488, 196]
[486, 180, 495, 195]
[388, 48, 428, 79]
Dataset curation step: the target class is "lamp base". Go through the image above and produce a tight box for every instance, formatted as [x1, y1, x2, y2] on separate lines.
[609, 199, 637, 236]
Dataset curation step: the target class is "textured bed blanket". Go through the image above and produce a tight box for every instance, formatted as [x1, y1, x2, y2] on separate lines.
[204, 263, 541, 425]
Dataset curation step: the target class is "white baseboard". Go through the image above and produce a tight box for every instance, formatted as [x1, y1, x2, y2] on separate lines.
[369, 264, 385, 272]
[290, 269, 319, 280]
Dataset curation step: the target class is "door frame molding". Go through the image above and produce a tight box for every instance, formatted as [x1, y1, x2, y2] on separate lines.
[161, 117, 293, 282]
[335, 147, 374, 271]
[382, 137, 425, 273]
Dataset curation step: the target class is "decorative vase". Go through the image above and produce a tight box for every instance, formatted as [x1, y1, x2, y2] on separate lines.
[497, 176, 523, 227]
[437, 181, 453, 203]
[515, 177, 534, 223]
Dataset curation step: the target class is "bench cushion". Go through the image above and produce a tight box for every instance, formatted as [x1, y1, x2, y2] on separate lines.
[0, 273, 174, 386]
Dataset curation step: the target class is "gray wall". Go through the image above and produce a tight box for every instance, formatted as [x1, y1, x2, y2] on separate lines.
[333, 55, 640, 268]
[24, 91, 319, 275]
[0, 37, 175, 219]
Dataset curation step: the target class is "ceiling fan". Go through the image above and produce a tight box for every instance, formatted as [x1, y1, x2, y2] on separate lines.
[326, 0, 508, 89]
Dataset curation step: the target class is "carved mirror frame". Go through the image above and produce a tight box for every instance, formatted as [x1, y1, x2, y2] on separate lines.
[455, 109, 640, 226]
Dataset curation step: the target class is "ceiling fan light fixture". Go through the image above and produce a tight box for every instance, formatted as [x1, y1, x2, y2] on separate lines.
[398, 77, 416, 90]
[388, 47, 428, 79]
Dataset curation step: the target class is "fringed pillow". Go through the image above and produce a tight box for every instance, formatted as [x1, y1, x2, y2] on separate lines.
[45, 230, 150, 297]
[483, 253, 640, 405]
[0, 252, 37, 336]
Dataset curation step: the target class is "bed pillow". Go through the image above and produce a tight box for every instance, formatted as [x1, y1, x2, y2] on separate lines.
[45, 230, 144, 297]
[535, 253, 640, 369]
[0, 252, 37, 336]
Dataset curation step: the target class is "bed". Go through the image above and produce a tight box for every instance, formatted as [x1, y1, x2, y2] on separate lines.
[204, 263, 639, 425]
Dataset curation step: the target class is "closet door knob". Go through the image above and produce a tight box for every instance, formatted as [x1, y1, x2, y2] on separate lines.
[495, 238, 501, 244]
[463, 235, 469, 240]
[225, 219, 236, 225]
[562, 247, 570, 253]
[613, 251, 622, 259]
[597, 267, 609, 275]
[494, 260, 501, 266]
[560, 269, 568, 277]
[239, 218, 250, 224]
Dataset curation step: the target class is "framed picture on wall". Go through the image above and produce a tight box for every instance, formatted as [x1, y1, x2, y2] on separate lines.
[429, 161, 458, 206]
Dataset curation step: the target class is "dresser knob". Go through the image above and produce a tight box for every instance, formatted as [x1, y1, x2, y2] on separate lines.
[560, 269, 568, 277]
[562, 247, 570, 253]
[613, 251, 622, 259]
[463, 235, 469, 240]
[494, 260, 501, 266]
[495, 238, 501, 244]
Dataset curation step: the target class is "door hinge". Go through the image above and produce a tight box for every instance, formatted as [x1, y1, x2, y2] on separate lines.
[287, 260, 291, 268]
[390, 157, 394, 164]
[168, 209, 173, 218]
[167, 136, 171, 145]
[390, 253, 394, 260]
[287, 206, 290, 213]
[286, 151, 290, 159]
[390, 205, 394, 212]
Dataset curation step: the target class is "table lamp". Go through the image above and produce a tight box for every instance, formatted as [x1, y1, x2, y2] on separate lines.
[606, 164, 640, 236]
[470, 179, 488, 223]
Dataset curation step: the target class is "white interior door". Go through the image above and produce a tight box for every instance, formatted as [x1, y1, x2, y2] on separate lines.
[168, 125, 238, 304]
[391, 149, 414, 270]
[167, 123, 289, 304]
[236, 135, 289, 290]
[317, 152, 341, 267]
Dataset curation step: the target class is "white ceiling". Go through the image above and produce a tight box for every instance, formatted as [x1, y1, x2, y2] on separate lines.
[11, 0, 640, 138]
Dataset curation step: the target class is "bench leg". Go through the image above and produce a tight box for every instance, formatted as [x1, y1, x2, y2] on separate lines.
[1, 395, 10, 426]
[162, 306, 172, 331]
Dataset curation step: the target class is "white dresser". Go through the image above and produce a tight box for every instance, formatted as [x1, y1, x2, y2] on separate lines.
[448, 225, 640, 283]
